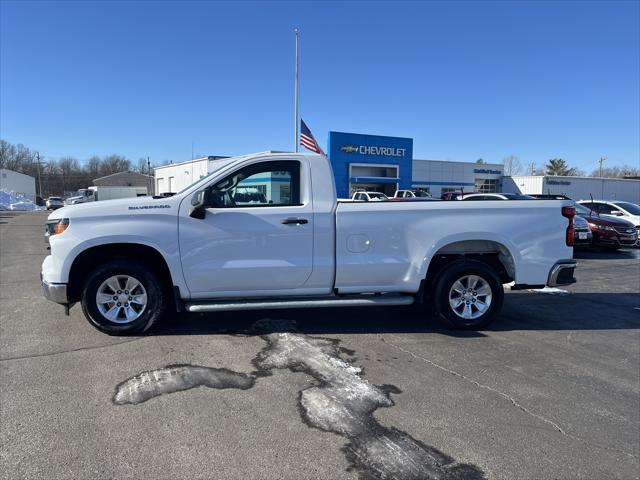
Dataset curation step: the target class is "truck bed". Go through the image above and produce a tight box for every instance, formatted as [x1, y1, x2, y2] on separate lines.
[334, 199, 571, 292]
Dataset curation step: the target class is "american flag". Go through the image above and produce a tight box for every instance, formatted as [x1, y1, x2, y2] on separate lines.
[300, 119, 325, 155]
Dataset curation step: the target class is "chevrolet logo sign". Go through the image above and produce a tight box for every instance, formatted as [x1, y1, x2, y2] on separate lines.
[341, 145, 359, 153]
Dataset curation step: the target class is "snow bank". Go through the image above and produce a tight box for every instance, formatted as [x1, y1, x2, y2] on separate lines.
[0, 190, 44, 211]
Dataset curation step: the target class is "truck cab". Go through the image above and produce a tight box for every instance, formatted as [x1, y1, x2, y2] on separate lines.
[394, 189, 432, 199]
[65, 189, 95, 205]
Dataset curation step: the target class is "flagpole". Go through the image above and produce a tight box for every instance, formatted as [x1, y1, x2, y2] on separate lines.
[294, 28, 299, 153]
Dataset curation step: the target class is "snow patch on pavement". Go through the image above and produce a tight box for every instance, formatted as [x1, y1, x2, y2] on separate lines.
[113, 325, 485, 479]
[113, 364, 255, 405]
[530, 287, 571, 296]
[255, 332, 485, 480]
[0, 190, 43, 211]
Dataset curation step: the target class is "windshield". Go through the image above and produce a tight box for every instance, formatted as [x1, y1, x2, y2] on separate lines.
[174, 157, 238, 195]
[613, 202, 640, 215]
[49, 197, 62, 201]
[369, 193, 388, 199]
[414, 191, 430, 197]
[574, 203, 593, 215]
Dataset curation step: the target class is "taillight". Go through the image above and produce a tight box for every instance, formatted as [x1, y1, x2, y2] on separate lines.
[562, 206, 575, 246]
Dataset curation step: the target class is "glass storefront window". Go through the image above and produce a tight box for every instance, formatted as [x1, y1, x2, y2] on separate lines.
[474, 179, 498, 193]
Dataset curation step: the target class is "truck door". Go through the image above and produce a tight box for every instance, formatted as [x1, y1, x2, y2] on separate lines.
[178, 159, 314, 296]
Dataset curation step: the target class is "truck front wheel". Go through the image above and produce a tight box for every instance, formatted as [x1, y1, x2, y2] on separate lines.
[433, 260, 504, 330]
[81, 260, 166, 335]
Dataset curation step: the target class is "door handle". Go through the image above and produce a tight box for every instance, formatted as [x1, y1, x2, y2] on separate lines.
[281, 218, 308, 225]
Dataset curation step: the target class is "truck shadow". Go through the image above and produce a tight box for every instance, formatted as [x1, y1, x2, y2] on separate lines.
[154, 292, 639, 338]
[574, 248, 639, 260]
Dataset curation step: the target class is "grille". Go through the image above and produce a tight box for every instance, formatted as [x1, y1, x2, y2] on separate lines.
[614, 226, 636, 235]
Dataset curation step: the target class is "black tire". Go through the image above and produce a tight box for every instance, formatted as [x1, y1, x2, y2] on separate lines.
[81, 259, 166, 335]
[433, 259, 504, 330]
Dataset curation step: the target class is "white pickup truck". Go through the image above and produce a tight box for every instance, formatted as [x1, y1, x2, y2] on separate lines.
[42, 151, 577, 335]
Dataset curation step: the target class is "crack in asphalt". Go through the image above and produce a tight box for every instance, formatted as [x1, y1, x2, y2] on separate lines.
[113, 321, 486, 479]
[0, 338, 146, 362]
[379, 335, 568, 434]
[380, 335, 639, 460]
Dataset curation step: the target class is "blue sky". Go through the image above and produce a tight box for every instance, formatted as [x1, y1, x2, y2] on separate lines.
[1, 0, 638, 173]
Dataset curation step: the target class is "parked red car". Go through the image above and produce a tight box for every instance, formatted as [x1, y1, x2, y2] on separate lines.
[575, 203, 637, 250]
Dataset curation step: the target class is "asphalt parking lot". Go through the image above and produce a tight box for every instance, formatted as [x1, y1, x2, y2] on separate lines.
[1, 211, 639, 480]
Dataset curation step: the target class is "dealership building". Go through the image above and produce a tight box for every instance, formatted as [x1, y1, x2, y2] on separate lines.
[326, 131, 503, 198]
[154, 131, 504, 198]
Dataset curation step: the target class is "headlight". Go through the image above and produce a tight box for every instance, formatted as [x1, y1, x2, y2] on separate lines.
[46, 218, 69, 236]
[588, 223, 615, 232]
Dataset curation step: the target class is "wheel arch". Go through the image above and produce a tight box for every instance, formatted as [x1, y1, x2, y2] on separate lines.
[67, 243, 175, 304]
[419, 236, 518, 302]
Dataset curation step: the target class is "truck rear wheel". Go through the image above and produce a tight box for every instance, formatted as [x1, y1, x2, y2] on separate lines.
[433, 260, 503, 330]
[81, 260, 166, 335]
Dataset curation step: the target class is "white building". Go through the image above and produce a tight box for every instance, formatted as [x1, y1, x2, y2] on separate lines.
[0, 169, 36, 201]
[411, 160, 503, 197]
[503, 175, 640, 203]
[154, 156, 228, 195]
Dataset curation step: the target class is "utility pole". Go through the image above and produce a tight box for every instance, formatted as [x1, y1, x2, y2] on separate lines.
[598, 156, 606, 177]
[529, 162, 535, 175]
[35, 152, 43, 199]
[294, 28, 299, 153]
[147, 156, 152, 194]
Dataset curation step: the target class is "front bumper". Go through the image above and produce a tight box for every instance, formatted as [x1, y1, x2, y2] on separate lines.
[547, 260, 577, 287]
[42, 277, 69, 304]
[591, 230, 637, 247]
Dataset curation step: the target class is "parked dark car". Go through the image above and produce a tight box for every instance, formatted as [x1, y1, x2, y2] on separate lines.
[441, 191, 465, 200]
[575, 203, 637, 250]
[572, 215, 593, 246]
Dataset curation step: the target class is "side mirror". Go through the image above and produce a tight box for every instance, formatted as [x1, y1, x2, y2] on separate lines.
[611, 211, 623, 216]
[189, 189, 213, 219]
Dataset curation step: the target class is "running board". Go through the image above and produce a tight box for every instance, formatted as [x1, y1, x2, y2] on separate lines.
[185, 294, 414, 313]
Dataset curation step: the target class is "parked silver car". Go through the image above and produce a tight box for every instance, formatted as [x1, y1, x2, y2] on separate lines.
[46, 197, 65, 210]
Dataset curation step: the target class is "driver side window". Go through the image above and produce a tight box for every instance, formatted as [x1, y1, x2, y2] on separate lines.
[211, 160, 301, 207]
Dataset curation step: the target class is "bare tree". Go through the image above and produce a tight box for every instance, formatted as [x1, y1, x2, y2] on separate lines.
[85, 156, 101, 178]
[58, 157, 80, 176]
[502, 155, 522, 176]
[136, 158, 150, 175]
[589, 165, 640, 178]
[99, 155, 131, 176]
[1, 139, 147, 196]
[0, 140, 16, 169]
